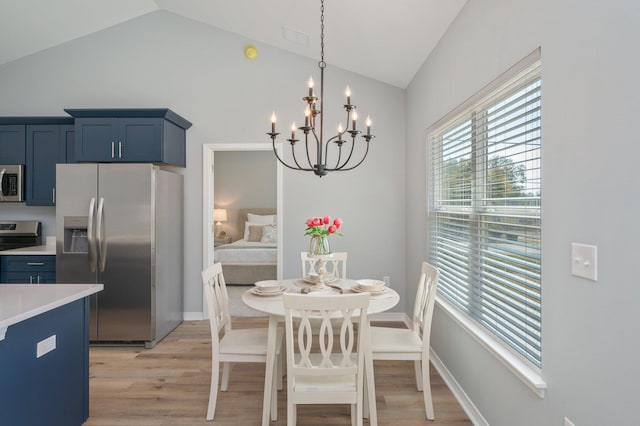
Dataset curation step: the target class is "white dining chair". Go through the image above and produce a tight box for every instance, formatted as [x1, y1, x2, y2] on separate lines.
[300, 251, 348, 279]
[283, 292, 371, 426]
[369, 261, 440, 420]
[202, 262, 284, 421]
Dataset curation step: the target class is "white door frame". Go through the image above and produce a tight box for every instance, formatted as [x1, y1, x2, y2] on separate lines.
[202, 142, 283, 315]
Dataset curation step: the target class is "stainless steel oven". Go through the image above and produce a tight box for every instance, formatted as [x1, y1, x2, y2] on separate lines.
[0, 165, 24, 202]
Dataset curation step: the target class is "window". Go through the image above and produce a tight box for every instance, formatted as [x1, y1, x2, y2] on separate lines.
[428, 50, 542, 369]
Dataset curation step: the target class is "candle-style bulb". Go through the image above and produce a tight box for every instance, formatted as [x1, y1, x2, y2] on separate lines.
[366, 115, 372, 135]
[271, 112, 276, 133]
[304, 107, 310, 126]
[338, 123, 344, 133]
[308, 76, 314, 97]
[291, 122, 296, 139]
[352, 111, 358, 130]
[345, 85, 351, 104]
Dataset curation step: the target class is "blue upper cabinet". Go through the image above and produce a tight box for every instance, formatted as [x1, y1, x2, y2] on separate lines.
[65, 109, 192, 167]
[0, 124, 26, 164]
[25, 121, 74, 206]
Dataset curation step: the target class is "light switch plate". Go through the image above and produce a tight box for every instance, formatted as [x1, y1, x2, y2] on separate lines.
[571, 243, 598, 281]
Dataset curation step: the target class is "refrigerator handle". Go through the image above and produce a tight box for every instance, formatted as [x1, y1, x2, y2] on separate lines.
[0, 169, 6, 200]
[97, 197, 107, 272]
[88, 197, 97, 272]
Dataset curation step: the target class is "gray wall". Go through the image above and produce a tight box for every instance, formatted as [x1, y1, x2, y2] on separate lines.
[214, 150, 276, 241]
[0, 10, 406, 315]
[406, 0, 640, 424]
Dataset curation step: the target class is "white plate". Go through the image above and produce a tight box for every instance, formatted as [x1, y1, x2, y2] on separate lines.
[352, 286, 387, 295]
[254, 280, 284, 293]
[250, 287, 287, 296]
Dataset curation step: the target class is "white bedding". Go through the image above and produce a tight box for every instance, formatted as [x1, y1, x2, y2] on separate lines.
[214, 240, 277, 264]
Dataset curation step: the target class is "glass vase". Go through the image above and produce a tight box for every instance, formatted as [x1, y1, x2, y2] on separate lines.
[309, 235, 331, 256]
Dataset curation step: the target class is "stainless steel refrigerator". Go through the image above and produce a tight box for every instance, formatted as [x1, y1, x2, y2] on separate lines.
[56, 163, 183, 347]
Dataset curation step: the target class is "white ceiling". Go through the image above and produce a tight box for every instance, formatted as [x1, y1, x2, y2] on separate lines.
[0, 0, 466, 88]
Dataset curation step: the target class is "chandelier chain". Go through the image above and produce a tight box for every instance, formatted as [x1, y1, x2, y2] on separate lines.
[319, 0, 325, 68]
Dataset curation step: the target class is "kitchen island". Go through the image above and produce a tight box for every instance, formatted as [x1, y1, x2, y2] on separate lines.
[0, 283, 102, 426]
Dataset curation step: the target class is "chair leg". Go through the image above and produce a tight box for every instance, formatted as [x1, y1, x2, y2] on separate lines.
[414, 360, 423, 391]
[207, 360, 220, 420]
[363, 373, 369, 419]
[277, 349, 284, 391]
[351, 403, 357, 426]
[421, 355, 434, 420]
[221, 362, 231, 391]
[270, 360, 278, 421]
[288, 401, 296, 426]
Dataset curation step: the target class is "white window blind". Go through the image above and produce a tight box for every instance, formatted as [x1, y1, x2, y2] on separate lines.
[429, 53, 542, 368]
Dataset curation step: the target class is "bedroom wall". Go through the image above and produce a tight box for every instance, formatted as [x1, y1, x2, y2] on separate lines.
[0, 10, 407, 315]
[213, 150, 277, 241]
[406, 0, 640, 424]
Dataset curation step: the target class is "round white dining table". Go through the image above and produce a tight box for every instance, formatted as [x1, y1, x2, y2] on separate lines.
[242, 279, 399, 426]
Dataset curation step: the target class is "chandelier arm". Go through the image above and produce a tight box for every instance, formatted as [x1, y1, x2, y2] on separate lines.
[290, 143, 306, 170]
[334, 137, 357, 170]
[272, 139, 314, 172]
[311, 128, 324, 169]
[335, 140, 371, 171]
[324, 136, 332, 165]
[304, 132, 314, 169]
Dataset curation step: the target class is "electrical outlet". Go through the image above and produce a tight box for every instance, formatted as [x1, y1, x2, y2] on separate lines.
[564, 417, 576, 426]
[36, 335, 56, 358]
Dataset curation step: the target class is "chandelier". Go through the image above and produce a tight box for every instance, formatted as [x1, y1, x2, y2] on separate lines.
[267, 0, 375, 177]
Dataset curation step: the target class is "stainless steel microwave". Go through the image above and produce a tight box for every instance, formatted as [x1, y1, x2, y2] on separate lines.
[0, 165, 24, 202]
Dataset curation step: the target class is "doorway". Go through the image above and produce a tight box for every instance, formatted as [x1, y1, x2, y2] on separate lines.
[202, 143, 283, 313]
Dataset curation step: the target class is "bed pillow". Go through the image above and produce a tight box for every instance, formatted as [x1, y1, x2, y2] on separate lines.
[247, 225, 264, 242]
[260, 224, 278, 243]
[247, 213, 276, 225]
[243, 221, 263, 240]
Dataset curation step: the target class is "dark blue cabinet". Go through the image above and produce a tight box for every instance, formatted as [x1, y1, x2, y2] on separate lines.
[26, 123, 73, 206]
[65, 109, 192, 167]
[0, 117, 74, 206]
[0, 124, 26, 164]
[0, 297, 90, 426]
[1, 255, 56, 284]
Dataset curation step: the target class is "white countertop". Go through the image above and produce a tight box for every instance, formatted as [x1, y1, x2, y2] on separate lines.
[0, 236, 56, 255]
[0, 245, 56, 255]
[0, 283, 103, 341]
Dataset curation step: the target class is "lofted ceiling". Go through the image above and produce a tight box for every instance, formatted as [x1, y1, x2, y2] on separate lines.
[0, 0, 466, 88]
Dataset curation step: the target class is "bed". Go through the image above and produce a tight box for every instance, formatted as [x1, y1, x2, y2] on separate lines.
[214, 208, 277, 285]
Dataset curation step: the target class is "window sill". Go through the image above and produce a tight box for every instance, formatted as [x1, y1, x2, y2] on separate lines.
[435, 295, 547, 398]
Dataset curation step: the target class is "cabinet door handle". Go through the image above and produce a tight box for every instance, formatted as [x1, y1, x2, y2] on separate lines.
[52, 187, 56, 203]
[29, 275, 33, 284]
[27, 262, 44, 266]
[37, 275, 41, 284]
[111, 141, 115, 158]
[118, 141, 122, 158]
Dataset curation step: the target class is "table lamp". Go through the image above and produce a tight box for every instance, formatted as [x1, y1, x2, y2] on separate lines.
[213, 208, 227, 238]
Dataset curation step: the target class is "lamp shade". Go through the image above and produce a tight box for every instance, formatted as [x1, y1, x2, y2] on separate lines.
[213, 209, 227, 222]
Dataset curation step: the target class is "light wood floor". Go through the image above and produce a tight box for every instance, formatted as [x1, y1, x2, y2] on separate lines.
[85, 318, 472, 425]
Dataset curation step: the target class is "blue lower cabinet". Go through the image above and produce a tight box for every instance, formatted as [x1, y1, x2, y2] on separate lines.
[0, 298, 90, 426]
[0, 255, 55, 284]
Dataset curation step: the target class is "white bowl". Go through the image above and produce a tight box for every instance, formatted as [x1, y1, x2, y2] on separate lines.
[254, 280, 283, 293]
[356, 279, 386, 292]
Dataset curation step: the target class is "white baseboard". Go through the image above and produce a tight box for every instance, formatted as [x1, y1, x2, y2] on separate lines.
[183, 312, 204, 321]
[429, 348, 489, 426]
